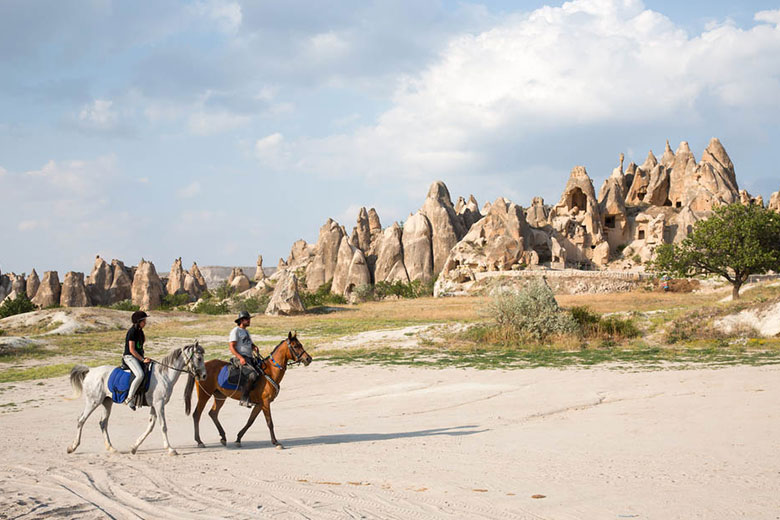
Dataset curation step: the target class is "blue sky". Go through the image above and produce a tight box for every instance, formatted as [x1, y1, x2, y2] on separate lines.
[2, 0, 779, 274]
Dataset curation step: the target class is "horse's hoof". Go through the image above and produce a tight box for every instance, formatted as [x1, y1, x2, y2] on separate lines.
[131, 447, 138, 455]
[107, 446, 118, 453]
[220, 438, 226, 446]
[67, 446, 75, 454]
[197, 442, 205, 448]
[168, 449, 178, 456]
[275, 444, 284, 450]
[234, 441, 242, 448]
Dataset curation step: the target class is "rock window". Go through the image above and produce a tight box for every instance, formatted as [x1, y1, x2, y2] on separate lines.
[675, 201, 682, 208]
[566, 187, 588, 212]
[604, 215, 616, 229]
[638, 229, 646, 240]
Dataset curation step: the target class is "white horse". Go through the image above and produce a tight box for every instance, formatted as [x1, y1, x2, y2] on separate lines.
[67, 342, 207, 456]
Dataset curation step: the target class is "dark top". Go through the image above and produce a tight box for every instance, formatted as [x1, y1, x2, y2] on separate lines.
[123, 325, 145, 358]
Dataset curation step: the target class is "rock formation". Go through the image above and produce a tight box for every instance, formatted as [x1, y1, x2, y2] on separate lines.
[228, 268, 251, 293]
[440, 197, 532, 282]
[401, 211, 434, 283]
[86, 256, 113, 306]
[353, 207, 372, 252]
[26, 269, 40, 300]
[60, 271, 90, 307]
[9, 273, 26, 297]
[254, 255, 265, 281]
[420, 181, 468, 275]
[109, 260, 133, 303]
[190, 262, 207, 292]
[368, 208, 382, 236]
[166, 258, 187, 296]
[455, 195, 482, 231]
[373, 222, 409, 283]
[331, 237, 355, 296]
[769, 190, 780, 212]
[525, 197, 550, 228]
[265, 270, 305, 316]
[32, 271, 61, 308]
[305, 218, 344, 291]
[131, 259, 164, 310]
[345, 249, 371, 298]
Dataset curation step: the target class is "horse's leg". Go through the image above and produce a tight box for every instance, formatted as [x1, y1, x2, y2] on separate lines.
[235, 404, 262, 447]
[262, 403, 283, 449]
[130, 406, 157, 455]
[207, 393, 228, 446]
[156, 402, 177, 456]
[67, 396, 101, 454]
[192, 387, 210, 448]
[98, 397, 117, 453]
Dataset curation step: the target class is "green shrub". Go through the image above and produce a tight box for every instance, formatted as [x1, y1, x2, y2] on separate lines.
[352, 284, 375, 302]
[192, 300, 230, 315]
[237, 294, 270, 314]
[160, 293, 192, 310]
[0, 293, 36, 318]
[110, 299, 140, 312]
[570, 305, 639, 340]
[0, 328, 6, 336]
[212, 281, 235, 301]
[486, 279, 578, 341]
[374, 279, 433, 299]
[300, 281, 348, 308]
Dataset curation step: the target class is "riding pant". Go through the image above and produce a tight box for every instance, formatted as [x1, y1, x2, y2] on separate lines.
[230, 357, 260, 390]
[123, 355, 144, 403]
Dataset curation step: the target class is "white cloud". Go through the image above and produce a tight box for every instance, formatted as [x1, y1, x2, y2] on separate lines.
[23, 155, 119, 195]
[78, 99, 118, 129]
[755, 9, 780, 25]
[251, 0, 780, 183]
[177, 181, 202, 199]
[308, 31, 350, 59]
[0, 166, 7, 177]
[188, 110, 250, 135]
[17, 220, 41, 231]
[255, 132, 284, 158]
[193, 0, 242, 33]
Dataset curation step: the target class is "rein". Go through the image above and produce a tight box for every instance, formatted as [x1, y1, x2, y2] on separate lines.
[149, 346, 198, 376]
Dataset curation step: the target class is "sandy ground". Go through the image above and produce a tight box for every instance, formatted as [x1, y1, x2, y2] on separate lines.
[1, 364, 779, 519]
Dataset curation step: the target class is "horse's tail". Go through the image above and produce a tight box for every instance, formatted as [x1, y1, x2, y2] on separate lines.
[184, 374, 195, 416]
[69, 365, 90, 398]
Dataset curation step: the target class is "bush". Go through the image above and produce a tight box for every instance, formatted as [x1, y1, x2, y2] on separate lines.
[236, 294, 270, 314]
[351, 284, 375, 302]
[300, 281, 348, 308]
[571, 305, 639, 340]
[110, 299, 140, 312]
[486, 279, 578, 341]
[374, 279, 433, 299]
[160, 293, 192, 310]
[0, 293, 36, 319]
[192, 300, 230, 315]
[211, 281, 235, 301]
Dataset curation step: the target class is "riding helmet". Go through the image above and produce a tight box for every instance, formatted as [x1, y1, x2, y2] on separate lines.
[131, 310, 149, 324]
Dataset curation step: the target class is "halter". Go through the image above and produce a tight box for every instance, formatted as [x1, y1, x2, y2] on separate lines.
[265, 338, 307, 370]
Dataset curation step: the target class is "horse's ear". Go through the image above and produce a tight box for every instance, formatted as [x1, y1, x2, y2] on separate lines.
[293, 330, 297, 339]
[195, 340, 199, 348]
[288, 331, 292, 340]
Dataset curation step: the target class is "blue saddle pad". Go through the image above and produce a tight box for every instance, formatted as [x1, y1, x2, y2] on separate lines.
[108, 366, 152, 404]
[218, 365, 239, 390]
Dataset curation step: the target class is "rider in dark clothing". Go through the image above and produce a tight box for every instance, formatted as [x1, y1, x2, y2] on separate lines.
[123, 310, 151, 410]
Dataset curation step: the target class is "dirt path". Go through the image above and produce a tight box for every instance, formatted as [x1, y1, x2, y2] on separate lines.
[1, 364, 779, 519]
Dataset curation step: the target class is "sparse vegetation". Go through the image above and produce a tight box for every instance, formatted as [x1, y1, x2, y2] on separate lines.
[235, 294, 271, 314]
[110, 299, 140, 311]
[300, 281, 347, 308]
[484, 279, 578, 342]
[160, 293, 192, 310]
[0, 293, 36, 319]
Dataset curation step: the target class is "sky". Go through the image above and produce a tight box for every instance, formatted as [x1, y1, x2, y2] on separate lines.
[2, 0, 779, 275]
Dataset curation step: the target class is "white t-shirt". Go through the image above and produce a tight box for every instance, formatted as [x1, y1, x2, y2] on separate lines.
[229, 326, 253, 357]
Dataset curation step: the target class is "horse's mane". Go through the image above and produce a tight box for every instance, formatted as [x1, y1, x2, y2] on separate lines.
[160, 347, 182, 367]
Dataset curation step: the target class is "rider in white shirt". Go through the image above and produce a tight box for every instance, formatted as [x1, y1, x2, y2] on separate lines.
[229, 310, 261, 407]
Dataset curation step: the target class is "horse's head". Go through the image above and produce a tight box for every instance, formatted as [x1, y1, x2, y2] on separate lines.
[286, 331, 311, 366]
[184, 340, 208, 381]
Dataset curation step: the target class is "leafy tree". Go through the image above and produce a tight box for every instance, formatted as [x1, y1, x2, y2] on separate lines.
[651, 203, 780, 299]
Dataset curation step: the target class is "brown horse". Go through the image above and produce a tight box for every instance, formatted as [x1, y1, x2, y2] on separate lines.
[184, 332, 311, 448]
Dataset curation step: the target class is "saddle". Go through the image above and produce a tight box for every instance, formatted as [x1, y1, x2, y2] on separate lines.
[219, 358, 265, 391]
[108, 362, 152, 406]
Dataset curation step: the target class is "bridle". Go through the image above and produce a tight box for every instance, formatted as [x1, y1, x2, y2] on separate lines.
[265, 338, 308, 370]
[151, 344, 204, 378]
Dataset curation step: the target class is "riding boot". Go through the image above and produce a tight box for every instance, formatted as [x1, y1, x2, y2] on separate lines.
[239, 389, 253, 408]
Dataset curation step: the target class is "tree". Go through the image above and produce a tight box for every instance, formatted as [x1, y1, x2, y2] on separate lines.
[652, 203, 780, 299]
